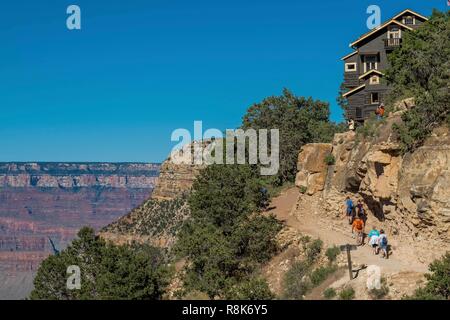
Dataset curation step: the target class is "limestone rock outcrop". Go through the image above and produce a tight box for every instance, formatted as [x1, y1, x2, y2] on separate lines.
[151, 141, 208, 200]
[101, 141, 207, 247]
[295, 143, 333, 195]
[295, 117, 450, 260]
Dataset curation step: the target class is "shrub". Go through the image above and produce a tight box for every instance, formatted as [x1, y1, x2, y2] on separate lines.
[339, 287, 355, 300]
[368, 277, 389, 300]
[299, 186, 307, 194]
[355, 115, 379, 138]
[325, 246, 340, 263]
[306, 239, 323, 263]
[323, 287, 337, 299]
[282, 261, 311, 299]
[310, 265, 337, 287]
[324, 154, 335, 166]
[225, 277, 275, 300]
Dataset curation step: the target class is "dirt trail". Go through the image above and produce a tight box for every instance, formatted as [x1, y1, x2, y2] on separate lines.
[267, 187, 428, 275]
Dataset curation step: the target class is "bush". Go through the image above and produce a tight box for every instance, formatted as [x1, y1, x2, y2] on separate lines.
[325, 246, 340, 263]
[355, 115, 380, 138]
[407, 252, 450, 300]
[323, 287, 336, 299]
[339, 287, 355, 300]
[282, 261, 311, 299]
[306, 239, 323, 263]
[324, 154, 335, 166]
[299, 186, 307, 194]
[224, 277, 275, 300]
[310, 265, 337, 287]
[368, 277, 389, 300]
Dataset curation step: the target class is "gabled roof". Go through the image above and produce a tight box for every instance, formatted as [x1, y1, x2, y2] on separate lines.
[342, 84, 366, 98]
[392, 9, 429, 22]
[358, 69, 384, 79]
[350, 19, 413, 48]
[341, 51, 358, 61]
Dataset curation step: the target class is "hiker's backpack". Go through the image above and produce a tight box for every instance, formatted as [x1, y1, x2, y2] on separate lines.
[381, 236, 388, 246]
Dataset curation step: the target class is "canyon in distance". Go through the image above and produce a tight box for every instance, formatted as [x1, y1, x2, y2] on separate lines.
[0, 162, 160, 299]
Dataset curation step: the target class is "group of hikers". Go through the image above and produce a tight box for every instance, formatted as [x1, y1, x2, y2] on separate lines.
[347, 102, 386, 131]
[345, 196, 389, 259]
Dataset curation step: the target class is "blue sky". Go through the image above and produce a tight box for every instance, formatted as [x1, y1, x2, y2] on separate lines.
[0, 0, 446, 163]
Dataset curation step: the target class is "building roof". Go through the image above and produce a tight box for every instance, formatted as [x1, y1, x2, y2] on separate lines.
[358, 69, 384, 79]
[350, 19, 413, 48]
[348, 8, 429, 48]
[342, 84, 366, 98]
[341, 51, 358, 61]
[391, 9, 429, 22]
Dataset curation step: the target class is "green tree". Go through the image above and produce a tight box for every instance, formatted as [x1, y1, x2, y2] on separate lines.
[386, 10, 450, 152]
[175, 164, 282, 298]
[242, 89, 343, 184]
[30, 227, 170, 300]
[407, 252, 450, 300]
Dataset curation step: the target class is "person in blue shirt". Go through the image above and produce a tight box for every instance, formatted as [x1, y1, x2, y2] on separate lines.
[345, 196, 354, 225]
[368, 227, 380, 255]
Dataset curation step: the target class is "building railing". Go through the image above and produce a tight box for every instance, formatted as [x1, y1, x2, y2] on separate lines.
[384, 38, 402, 48]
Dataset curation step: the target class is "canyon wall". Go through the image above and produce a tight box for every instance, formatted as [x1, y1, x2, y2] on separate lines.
[0, 162, 159, 299]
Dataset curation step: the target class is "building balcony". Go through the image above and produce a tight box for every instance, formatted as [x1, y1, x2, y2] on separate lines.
[384, 38, 402, 49]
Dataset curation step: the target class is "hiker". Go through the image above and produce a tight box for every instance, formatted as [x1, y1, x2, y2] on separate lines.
[368, 226, 380, 255]
[352, 214, 365, 245]
[345, 196, 354, 224]
[356, 200, 367, 224]
[375, 103, 385, 120]
[378, 229, 389, 259]
[356, 200, 365, 216]
[347, 119, 355, 131]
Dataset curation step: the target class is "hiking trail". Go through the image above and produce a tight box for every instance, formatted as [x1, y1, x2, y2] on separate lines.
[263, 186, 428, 299]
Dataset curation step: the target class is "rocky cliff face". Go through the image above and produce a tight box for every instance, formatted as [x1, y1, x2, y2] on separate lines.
[295, 113, 450, 263]
[0, 162, 159, 299]
[101, 141, 206, 247]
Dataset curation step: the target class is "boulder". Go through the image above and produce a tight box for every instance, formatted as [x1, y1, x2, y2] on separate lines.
[295, 143, 332, 195]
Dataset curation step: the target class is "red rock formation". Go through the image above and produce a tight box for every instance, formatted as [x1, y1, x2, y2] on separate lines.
[0, 162, 159, 299]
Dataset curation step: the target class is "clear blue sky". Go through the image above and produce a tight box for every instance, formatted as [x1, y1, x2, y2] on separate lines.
[0, 0, 446, 163]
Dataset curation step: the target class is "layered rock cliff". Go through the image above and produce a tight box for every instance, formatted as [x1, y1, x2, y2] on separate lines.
[101, 141, 207, 247]
[0, 162, 159, 299]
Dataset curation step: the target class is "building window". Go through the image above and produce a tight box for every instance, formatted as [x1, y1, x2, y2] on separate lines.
[403, 16, 415, 25]
[364, 55, 378, 73]
[345, 63, 357, 72]
[369, 75, 380, 85]
[388, 26, 401, 39]
[371, 92, 379, 104]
